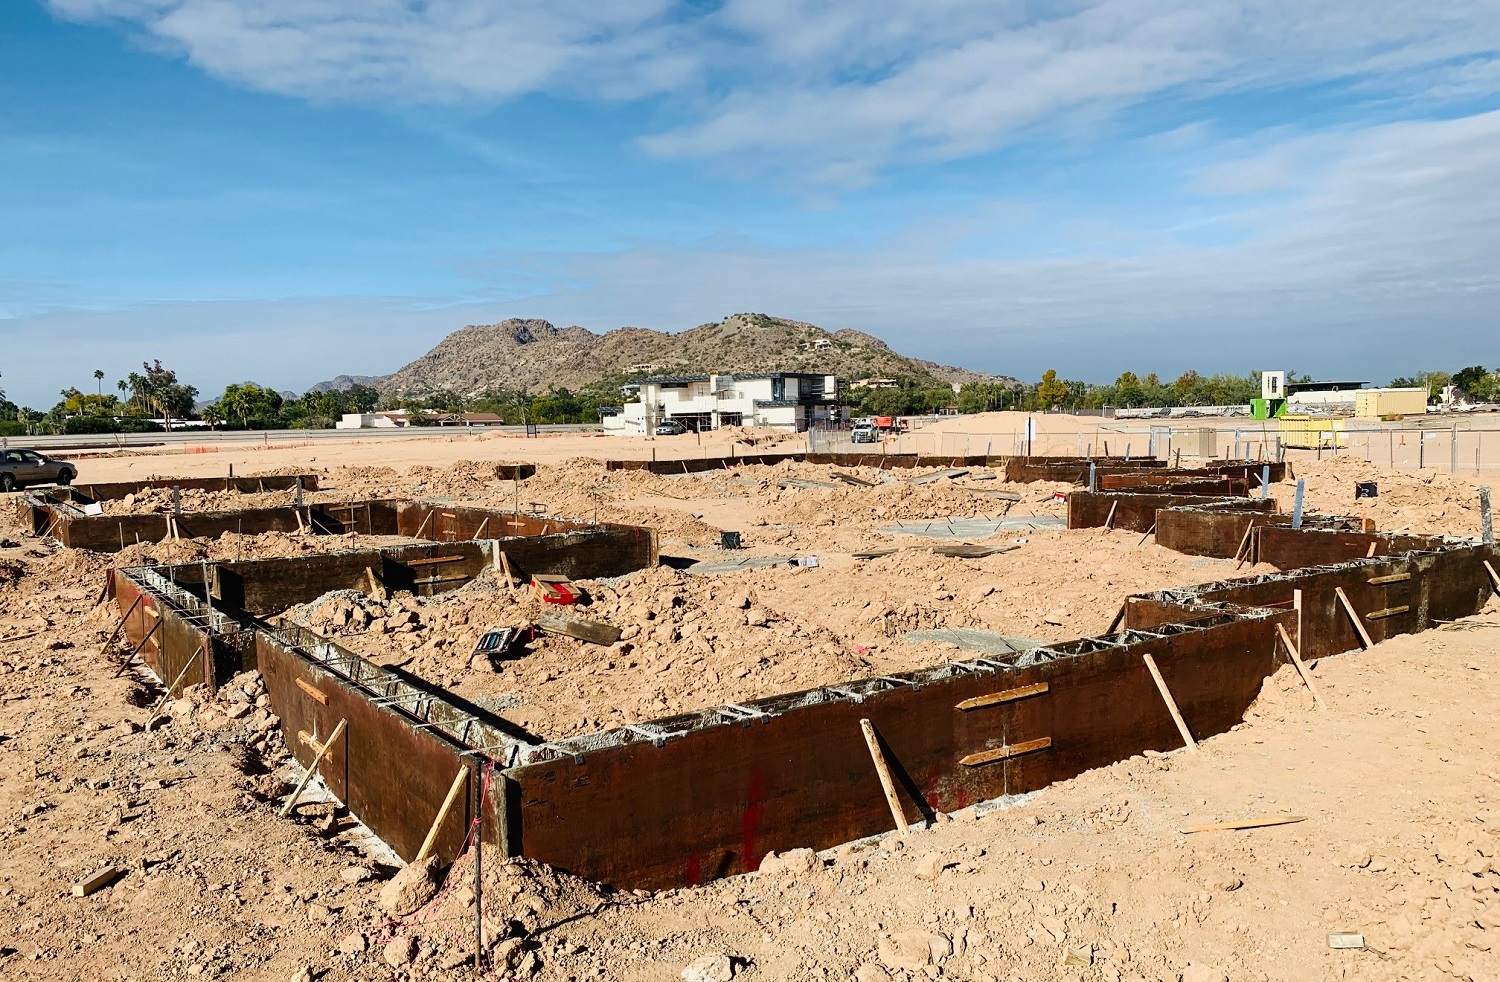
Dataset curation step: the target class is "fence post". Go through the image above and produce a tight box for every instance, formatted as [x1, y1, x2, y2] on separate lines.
[1451, 424, 1459, 474]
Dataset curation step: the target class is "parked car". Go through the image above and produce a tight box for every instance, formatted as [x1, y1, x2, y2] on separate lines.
[0, 449, 76, 492]
[851, 421, 879, 443]
[654, 420, 686, 436]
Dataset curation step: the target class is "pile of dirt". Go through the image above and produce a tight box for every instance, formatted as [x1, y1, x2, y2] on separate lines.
[287, 530, 1256, 740]
[1285, 457, 1489, 535]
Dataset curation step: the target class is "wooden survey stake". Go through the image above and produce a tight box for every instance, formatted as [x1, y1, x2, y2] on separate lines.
[1143, 653, 1197, 752]
[859, 719, 910, 833]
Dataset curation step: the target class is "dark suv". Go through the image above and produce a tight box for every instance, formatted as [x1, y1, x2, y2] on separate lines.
[0, 449, 76, 492]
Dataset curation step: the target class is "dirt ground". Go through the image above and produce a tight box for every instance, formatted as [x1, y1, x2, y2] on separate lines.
[1, 440, 1497, 981]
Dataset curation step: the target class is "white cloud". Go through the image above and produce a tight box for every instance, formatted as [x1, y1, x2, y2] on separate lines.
[47, 0, 1500, 179]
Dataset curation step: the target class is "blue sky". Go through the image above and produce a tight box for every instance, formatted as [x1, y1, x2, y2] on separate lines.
[2, 0, 1498, 407]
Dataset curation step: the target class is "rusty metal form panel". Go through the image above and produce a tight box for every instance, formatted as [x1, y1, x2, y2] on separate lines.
[14, 496, 47, 535]
[605, 453, 805, 474]
[257, 633, 498, 863]
[113, 567, 250, 692]
[1000, 615, 1284, 794]
[1121, 596, 1228, 631]
[254, 623, 528, 861]
[211, 542, 494, 613]
[1099, 474, 1250, 495]
[53, 474, 319, 503]
[508, 666, 1053, 890]
[1156, 508, 1282, 558]
[111, 570, 156, 666]
[1003, 458, 1165, 484]
[1255, 527, 1447, 569]
[505, 614, 1283, 891]
[1185, 560, 1414, 659]
[1410, 547, 1498, 624]
[1068, 492, 1273, 533]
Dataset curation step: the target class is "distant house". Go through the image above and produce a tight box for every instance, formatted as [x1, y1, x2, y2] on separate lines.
[849, 377, 900, 390]
[437, 412, 505, 427]
[800, 338, 834, 350]
[1286, 381, 1369, 410]
[618, 372, 841, 434]
[335, 410, 407, 429]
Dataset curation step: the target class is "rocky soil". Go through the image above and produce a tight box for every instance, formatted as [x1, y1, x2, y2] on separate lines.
[1, 450, 1496, 980]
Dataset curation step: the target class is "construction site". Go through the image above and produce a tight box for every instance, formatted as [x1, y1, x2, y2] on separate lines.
[1, 414, 1498, 982]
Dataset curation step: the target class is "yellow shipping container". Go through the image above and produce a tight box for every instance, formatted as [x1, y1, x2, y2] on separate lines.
[1279, 414, 1346, 449]
[1353, 388, 1428, 419]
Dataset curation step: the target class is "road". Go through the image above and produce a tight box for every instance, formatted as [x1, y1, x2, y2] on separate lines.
[3, 424, 603, 454]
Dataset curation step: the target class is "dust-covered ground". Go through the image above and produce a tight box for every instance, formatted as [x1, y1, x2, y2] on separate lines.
[1, 451, 1496, 981]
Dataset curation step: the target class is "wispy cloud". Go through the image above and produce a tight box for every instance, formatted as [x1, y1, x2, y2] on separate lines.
[47, 0, 1500, 182]
[6, 107, 1496, 405]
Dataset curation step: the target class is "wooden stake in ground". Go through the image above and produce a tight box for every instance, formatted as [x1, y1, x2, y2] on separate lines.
[279, 718, 348, 818]
[499, 551, 514, 589]
[1181, 815, 1307, 834]
[364, 566, 385, 600]
[1276, 623, 1327, 710]
[102, 594, 142, 653]
[145, 641, 205, 729]
[1485, 560, 1500, 591]
[1142, 653, 1198, 753]
[859, 718, 911, 833]
[1335, 587, 1375, 649]
[1103, 500, 1118, 531]
[1233, 520, 1257, 569]
[414, 766, 470, 864]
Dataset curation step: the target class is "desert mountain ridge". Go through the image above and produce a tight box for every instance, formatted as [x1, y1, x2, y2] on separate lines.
[310, 313, 999, 399]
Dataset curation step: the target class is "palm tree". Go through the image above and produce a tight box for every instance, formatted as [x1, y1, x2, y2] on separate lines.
[93, 369, 104, 398]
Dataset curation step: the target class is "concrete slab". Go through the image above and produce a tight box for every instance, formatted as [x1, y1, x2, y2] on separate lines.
[684, 556, 799, 574]
[879, 516, 1065, 540]
[903, 628, 1045, 656]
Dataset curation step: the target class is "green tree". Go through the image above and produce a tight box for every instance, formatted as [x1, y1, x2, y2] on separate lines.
[213, 382, 283, 428]
[1452, 365, 1488, 394]
[1036, 369, 1068, 409]
[124, 360, 199, 423]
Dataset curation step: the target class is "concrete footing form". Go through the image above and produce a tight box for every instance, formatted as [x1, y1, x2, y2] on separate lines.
[90, 466, 1499, 894]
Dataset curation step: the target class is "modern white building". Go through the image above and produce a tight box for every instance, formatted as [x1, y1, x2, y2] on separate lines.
[618, 372, 841, 434]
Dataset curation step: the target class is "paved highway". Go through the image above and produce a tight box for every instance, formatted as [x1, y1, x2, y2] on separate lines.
[3, 424, 602, 454]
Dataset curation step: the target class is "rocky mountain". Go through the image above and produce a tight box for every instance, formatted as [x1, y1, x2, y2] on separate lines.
[307, 374, 387, 394]
[369, 313, 990, 399]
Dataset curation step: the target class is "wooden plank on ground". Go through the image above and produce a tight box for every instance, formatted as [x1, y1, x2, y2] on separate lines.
[931, 544, 1019, 559]
[1181, 815, 1307, 834]
[72, 867, 125, 897]
[536, 611, 621, 646]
